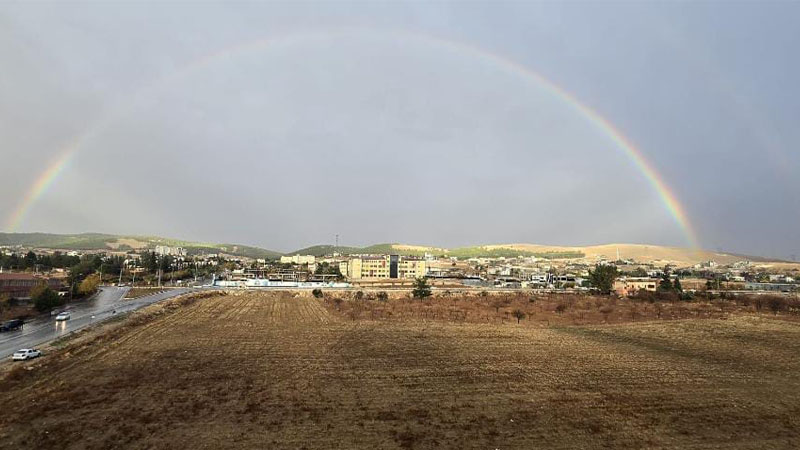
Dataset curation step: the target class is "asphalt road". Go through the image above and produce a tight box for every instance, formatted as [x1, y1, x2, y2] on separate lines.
[0, 286, 191, 360]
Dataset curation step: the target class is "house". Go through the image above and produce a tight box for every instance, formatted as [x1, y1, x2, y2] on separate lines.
[614, 277, 658, 297]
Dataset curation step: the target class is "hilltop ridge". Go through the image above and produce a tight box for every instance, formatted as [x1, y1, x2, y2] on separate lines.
[0, 232, 787, 265]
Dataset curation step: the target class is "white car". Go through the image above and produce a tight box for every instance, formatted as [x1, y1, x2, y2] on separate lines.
[12, 349, 42, 361]
[55, 312, 71, 321]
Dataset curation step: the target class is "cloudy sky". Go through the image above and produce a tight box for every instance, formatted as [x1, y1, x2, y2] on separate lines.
[1, 1, 798, 257]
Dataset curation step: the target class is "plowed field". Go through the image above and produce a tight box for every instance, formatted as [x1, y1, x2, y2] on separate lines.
[2, 291, 799, 449]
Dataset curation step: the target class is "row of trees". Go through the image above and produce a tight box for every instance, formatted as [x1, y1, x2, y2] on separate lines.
[0, 250, 81, 271]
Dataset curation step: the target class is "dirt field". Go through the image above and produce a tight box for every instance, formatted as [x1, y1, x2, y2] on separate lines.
[2, 291, 800, 449]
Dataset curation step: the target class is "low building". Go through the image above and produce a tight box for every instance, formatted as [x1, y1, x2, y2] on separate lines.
[0, 273, 63, 298]
[280, 255, 316, 265]
[155, 246, 187, 257]
[345, 255, 426, 280]
[745, 282, 796, 292]
[614, 277, 658, 297]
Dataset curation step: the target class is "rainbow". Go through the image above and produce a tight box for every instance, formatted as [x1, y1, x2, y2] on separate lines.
[6, 146, 75, 231]
[3, 29, 701, 249]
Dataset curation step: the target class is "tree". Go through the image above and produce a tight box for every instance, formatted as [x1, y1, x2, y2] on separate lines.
[658, 268, 674, 293]
[673, 277, 683, 293]
[159, 255, 173, 273]
[512, 309, 526, 323]
[492, 298, 510, 312]
[78, 274, 101, 296]
[377, 291, 389, 301]
[23, 251, 37, 269]
[312, 288, 323, 298]
[32, 284, 61, 312]
[0, 292, 11, 311]
[412, 277, 432, 299]
[588, 264, 618, 295]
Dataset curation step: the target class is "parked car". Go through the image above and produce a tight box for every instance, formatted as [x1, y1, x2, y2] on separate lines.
[12, 349, 41, 361]
[0, 319, 24, 332]
[55, 312, 71, 321]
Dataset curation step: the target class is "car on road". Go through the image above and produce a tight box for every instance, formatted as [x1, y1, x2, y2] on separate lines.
[12, 349, 41, 361]
[0, 319, 24, 332]
[55, 312, 71, 321]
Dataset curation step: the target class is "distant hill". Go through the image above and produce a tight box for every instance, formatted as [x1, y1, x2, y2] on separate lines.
[0, 232, 282, 260]
[482, 243, 778, 265]
[288, 242, 783, 265]
[287, 242, 584, 259]
[3, 233, 785, 266]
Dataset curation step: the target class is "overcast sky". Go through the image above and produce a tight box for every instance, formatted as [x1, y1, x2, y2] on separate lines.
[1, 1, 798, 257]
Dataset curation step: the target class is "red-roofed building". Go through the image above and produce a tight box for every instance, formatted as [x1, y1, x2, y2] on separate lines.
[0, 273, 64, 298]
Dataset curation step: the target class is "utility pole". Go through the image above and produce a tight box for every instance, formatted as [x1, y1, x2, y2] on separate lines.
[118, 260, 124, 286]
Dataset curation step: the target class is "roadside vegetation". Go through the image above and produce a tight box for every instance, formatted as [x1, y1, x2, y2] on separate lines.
[123, 288, 166, 300]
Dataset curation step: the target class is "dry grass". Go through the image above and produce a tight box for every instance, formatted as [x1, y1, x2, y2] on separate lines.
[1, 291, 799, 449]
[123, 287, 166, 300]
[324, 292, 800, 326]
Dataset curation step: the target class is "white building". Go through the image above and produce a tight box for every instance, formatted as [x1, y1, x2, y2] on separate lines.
[280, 254, 316, 265]
[155, 246, 187, 257]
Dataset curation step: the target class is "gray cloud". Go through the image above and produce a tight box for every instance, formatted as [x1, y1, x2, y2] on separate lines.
[0, 1, 797, 258]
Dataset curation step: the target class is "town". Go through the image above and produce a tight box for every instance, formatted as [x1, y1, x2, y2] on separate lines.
[2, 239, 797, 317]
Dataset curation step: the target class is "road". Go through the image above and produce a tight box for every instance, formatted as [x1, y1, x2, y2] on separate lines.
[0, 286, 191, 359]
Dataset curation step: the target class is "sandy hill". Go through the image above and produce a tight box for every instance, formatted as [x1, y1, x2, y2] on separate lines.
[483, 243, 773, 265]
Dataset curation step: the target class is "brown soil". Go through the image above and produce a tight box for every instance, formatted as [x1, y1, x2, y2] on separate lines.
[1, 291, 799, 449]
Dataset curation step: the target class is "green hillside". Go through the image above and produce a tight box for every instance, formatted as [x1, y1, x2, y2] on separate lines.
[0, 232, 282, 259]
[288, 245, 362, 257]
[1, 233, 584, 260]
[287, 243, 583, 259]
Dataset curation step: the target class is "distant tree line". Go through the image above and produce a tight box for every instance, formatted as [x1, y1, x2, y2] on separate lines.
[0, 250, 81, 271]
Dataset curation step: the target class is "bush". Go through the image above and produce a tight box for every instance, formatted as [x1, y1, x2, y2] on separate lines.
[354, 290, 364, 300]
[412, 277, 432, 299]
[312, 288, 323, 298]
[32, 284, 62, 312]
[377, 291, 389, 301]
[599, 305, 614, 321]
[768, 296, 787, 315]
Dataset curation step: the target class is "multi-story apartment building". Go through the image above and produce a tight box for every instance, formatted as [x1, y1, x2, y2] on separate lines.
[341, 255, 426, 280]
[280, 255, 316, 265]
